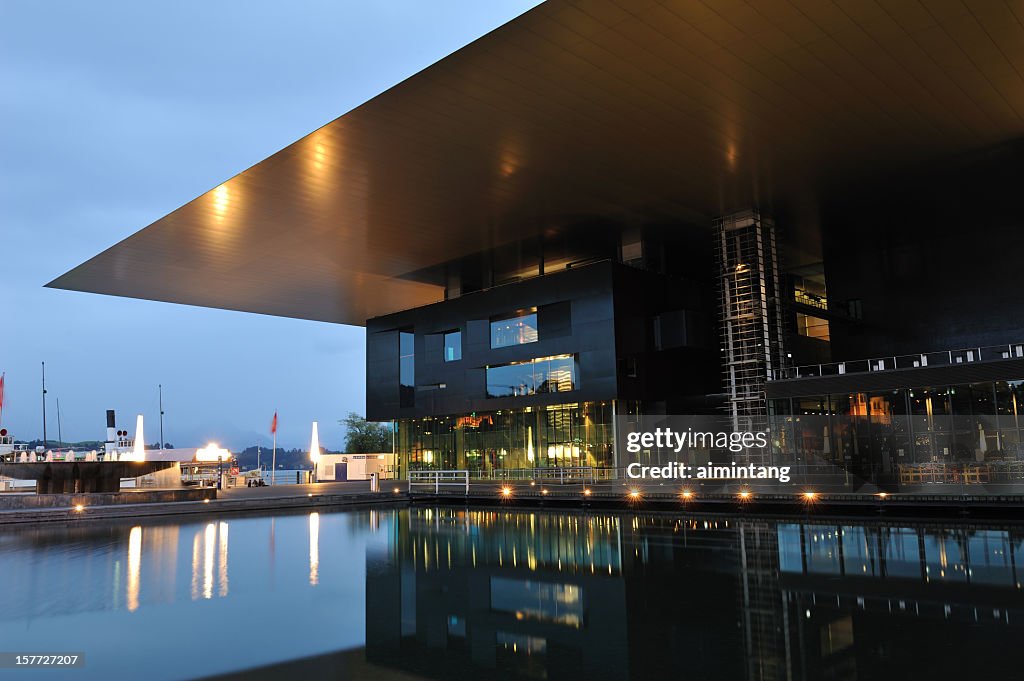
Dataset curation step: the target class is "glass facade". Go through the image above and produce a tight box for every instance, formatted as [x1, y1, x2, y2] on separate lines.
[443, 330, 462, 362]
[398, 402, 614, 476]
[769, 379, 1024, 486]
[486, 355, 576, 398]
[399, 331, 414, 408]
[490, 310, 539, 348]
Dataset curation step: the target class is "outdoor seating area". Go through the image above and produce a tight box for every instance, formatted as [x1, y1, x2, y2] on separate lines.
[897, 461, 1024, 485]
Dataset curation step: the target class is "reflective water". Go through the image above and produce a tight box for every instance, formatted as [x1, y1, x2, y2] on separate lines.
[2, 507, 1023, 680]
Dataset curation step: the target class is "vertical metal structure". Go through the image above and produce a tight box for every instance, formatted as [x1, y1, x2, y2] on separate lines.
[715, 210, 786, 434]
[159, 384, 165, 452]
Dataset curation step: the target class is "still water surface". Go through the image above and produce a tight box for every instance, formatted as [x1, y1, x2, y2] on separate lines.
[2, 506, 1023, 680]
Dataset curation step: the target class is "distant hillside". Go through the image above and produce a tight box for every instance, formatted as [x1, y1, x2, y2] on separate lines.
[235, 445, 335, 471]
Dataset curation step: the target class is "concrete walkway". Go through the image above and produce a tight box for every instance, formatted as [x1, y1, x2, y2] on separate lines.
[0, 480, 410, 525]
[220, 480, 375, 499]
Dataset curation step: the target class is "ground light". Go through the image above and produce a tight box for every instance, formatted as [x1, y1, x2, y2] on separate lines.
[74, 504, 84, 512]
[803, 491, 818, 502]
[738, 490, 752, 501]
[500, 487, 512, 498]
[878, 492, 888, 500]
[393, 487, 401, 494]
[541, 489, 548, 495]
[680, 490, 694, 501]
[628, 488, 642, 501]
[583, 488, 592, 496]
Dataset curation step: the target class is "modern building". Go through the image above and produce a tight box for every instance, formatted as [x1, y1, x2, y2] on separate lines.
[51, 1, 1024, 488]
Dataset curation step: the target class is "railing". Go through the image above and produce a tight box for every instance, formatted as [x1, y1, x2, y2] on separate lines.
[793, 289, 827, 310]
[487, 466, 600, 484]
[772, 343, 1024, 381]
[409, 469, 469, 495]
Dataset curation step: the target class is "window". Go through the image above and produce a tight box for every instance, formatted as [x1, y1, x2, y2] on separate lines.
[490, 577, 583, 627]
[796, 313, 830, 341]
[486, 355, 576, 398]
[490, 309, 538, 348]
[399, 331, 414, 408]
[444, 330, 462, 362]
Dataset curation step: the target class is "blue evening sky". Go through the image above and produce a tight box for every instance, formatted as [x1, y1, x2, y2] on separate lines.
[1, 0, 542, 450]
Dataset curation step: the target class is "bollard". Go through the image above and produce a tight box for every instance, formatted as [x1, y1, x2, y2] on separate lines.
[370, 472, 379, 492]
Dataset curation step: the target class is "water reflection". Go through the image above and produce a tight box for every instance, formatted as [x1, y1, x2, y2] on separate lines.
[309, 511, 320, 586]
[1, 508, 1023, 680]
[127, 526, 141, 612]
[366, 508, 1024, 681]
[188, 521, 229, 601]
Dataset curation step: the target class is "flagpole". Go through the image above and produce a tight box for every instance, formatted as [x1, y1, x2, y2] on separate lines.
[271, 411, 277, 486]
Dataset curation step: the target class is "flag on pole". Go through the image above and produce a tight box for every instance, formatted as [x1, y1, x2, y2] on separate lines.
[0, 373, 5, 423]
[270, 411, 278, 434]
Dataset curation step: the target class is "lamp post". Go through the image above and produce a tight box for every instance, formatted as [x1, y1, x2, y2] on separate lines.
[159, 384, 165, 452]
[41, 362, 47, 455]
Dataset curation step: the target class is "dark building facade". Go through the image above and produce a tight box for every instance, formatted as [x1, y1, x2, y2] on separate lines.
[52, 1, 1024, 493]
[366, 259, 719, 476]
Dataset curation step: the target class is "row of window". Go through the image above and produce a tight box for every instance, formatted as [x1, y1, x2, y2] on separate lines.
[485, 355, 577, 398]
[403, 353, 579, 407]
[413, 309, 542, 370]
[398, 309, 570, 407]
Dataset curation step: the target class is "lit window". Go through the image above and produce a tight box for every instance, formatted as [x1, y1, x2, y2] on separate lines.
[486, 355, 576, 398]
[399, 331, 414, 407]
[490, 310, 538, 348]
[444, 330, 462, 362]
[796, 313, 830, 342]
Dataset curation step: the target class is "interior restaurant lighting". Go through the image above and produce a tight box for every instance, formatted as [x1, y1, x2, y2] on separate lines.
[195, 443, 231, 462]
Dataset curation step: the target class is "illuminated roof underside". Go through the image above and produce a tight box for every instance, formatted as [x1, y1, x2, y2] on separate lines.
[49, 0, 1024, 325]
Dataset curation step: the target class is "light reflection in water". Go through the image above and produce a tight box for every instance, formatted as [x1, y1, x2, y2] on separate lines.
[203, 523, 215, 599]
[309, 512, 320, 586]
[190, 529, 201, 600]
[218, 522, 229, 598]
[1, 509, 1024, 680]
[127, 526, 141, 612]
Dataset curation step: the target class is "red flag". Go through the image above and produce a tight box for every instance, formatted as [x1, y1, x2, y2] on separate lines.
[270, 411, 278, 434]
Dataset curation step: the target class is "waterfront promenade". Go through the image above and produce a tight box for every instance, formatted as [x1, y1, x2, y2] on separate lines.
[0, 480, 410, 525]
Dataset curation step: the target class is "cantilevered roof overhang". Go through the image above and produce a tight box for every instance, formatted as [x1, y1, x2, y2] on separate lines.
[49, 0, 1024, 325]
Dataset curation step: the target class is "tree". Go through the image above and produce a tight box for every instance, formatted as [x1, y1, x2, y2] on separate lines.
[340, 412, 392, 453]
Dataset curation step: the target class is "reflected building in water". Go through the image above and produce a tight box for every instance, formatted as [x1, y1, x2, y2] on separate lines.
[365, 508, 1024, 681]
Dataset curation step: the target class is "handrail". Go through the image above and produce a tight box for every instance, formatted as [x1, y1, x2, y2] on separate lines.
[773, 342, 1024, 381]
[488, 466, 598, 484]
[409, 469, 470, 494]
